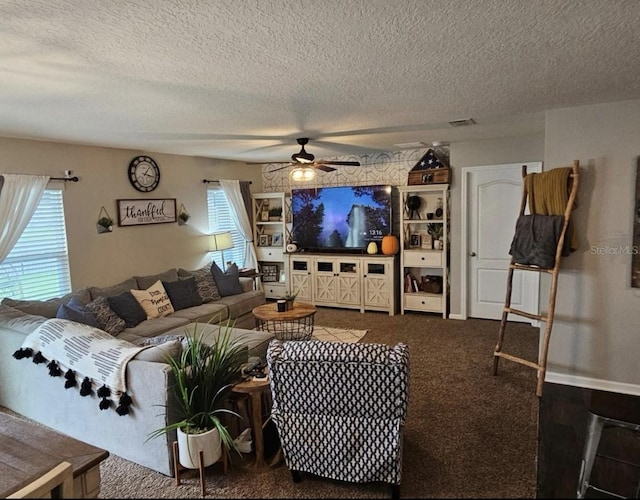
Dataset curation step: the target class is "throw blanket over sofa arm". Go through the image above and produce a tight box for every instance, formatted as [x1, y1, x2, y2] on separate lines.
[266, 339, 410, 489]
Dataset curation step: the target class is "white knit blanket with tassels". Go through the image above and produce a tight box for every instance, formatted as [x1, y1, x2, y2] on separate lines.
[21, 318, 150, 394]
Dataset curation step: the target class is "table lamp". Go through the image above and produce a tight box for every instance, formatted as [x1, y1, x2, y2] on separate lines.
[209, 231, 234, 268]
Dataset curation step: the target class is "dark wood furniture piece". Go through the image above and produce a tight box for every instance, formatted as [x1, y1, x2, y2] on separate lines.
[0, 411, 109, 498]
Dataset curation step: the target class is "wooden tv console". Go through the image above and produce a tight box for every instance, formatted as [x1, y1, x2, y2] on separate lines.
[285, 253, 398, 315]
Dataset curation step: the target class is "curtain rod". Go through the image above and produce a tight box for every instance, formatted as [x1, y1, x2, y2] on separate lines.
[50, 176, 79, 182]
[202, 179, 252, 184]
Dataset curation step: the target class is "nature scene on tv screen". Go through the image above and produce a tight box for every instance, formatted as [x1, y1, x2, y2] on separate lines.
[292, 185, 391, 250]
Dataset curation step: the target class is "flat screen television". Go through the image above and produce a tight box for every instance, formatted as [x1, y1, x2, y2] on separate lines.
[291, 184, 392, 252]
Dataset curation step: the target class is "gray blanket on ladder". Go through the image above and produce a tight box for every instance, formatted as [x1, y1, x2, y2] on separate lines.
[509, 214, 568, 268]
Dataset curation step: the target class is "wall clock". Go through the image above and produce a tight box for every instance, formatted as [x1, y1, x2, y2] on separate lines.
[128, 155, 160, 192]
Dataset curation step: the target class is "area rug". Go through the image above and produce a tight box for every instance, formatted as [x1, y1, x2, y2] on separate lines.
[311, 325, 368, 343]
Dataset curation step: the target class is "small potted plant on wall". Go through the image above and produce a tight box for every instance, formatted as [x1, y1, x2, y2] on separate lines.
[97, 216, 114, 234]
[147, 319, 246, 469]
[178, 211, 191, 225]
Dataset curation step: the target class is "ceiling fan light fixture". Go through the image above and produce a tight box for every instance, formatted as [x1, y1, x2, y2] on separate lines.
[290, 166, 316, 181]
[291, 137, 315, 163]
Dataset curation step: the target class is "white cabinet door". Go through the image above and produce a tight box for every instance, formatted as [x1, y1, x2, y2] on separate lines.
[363, 259, 391, 311]
[336, 260, 360, 306]
[288, 256, 312, 301]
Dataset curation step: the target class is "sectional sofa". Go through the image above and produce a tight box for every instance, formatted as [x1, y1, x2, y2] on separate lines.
[0, 263, 272, 476]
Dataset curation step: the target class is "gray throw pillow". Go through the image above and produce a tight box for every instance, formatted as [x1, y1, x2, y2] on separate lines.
[106, 291, 147, 328]
[85, 296, 126, 335]
[177, 263, 221, 303]
[88, 278, 138, 301]
[210, 262, 243, 297]
[2, 288, 91, 318]
[162, 277, 203, 311]
[134, 268, 179, 290]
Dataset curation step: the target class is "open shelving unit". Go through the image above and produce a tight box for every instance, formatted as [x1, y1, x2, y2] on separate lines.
[252, 192, 291, 299]
[398, 184, 449, 318]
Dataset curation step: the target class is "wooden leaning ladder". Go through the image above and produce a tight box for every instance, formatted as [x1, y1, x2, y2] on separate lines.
[493, 160, 580, 397]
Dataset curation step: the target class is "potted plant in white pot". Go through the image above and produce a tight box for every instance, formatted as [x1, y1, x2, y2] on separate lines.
[427, 223, 444, 250]
[147, 319, 246, 469]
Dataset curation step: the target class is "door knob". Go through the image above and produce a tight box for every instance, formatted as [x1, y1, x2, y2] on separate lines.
[470, 252, 477, 257]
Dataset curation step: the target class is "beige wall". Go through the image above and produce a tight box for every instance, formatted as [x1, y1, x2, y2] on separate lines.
[543, 100, 640, 392]
[0, 137, 263, 289]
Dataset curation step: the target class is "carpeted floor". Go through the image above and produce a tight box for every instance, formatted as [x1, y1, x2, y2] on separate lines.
[94, 307, 540, 498]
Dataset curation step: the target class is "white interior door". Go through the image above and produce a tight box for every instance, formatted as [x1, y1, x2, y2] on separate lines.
[467, 163, 541, 322]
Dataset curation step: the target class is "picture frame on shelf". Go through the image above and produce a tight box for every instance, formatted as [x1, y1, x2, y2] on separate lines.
[420, 231, 433, 250]
[261, 210, 270, 222]
[272, 232, 283, 247]
[262, 264, 278, 282]
[409, 233, 421, 248]
[259, 234, 271, 246]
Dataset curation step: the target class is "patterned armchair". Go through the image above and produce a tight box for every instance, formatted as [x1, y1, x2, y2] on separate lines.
[266, 339, 410, 499]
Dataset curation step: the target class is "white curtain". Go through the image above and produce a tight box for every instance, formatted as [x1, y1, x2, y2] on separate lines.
[219, 179, 258, 270]
[0, 174, 50, 264]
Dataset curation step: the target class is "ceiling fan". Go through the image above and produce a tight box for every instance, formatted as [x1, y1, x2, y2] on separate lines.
[253, 138, 361, 173]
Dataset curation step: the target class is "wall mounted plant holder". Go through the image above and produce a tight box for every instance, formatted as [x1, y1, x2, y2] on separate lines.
[178, 203, 190, 226]
[97, 206, 114, 234]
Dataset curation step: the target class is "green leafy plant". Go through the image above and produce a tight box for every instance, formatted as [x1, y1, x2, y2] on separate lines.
[147, 317, 246, 453]
[280, 282, 304, 302]
[427, 223, 443, 240]
[97, 216, 113, 229]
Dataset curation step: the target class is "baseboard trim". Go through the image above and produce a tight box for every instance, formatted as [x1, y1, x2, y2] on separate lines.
[448, 313, 465, 320]
[545, 371, 640, 396]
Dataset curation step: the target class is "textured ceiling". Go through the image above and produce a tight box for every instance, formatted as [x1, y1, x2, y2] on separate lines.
[1, 0, 640, 163]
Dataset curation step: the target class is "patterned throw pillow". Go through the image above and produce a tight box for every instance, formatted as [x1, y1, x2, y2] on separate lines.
[177, 263, 221, 303]
[210, 262, 243, 297]
[85, 296, 126, 335]
[130, 280, 175, 320]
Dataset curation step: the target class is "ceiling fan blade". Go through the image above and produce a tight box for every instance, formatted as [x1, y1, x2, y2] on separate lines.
[245, 161, 292, 165]
[267, 164, 295, 173]
[314, 164, 336, 173]
[317, 160, 361, 166]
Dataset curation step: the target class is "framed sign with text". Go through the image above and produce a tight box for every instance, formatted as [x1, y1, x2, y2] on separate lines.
[117, 198, 177, 226]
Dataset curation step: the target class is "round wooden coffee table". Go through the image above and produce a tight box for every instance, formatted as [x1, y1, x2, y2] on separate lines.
[252, 301, 317, 341]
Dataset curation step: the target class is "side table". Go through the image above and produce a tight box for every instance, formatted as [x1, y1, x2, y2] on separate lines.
[252, 301, 317, 341]
[231, 375, 272, 470]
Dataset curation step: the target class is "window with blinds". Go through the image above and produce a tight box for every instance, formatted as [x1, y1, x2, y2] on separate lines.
[0, 189, 72, 300]
[206, 188, 246, 268]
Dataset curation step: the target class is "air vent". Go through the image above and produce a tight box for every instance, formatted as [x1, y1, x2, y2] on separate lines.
[448, 118, 476, 127]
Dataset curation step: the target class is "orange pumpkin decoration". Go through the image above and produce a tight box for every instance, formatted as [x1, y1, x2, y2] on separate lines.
[381, 234, 399, 255]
